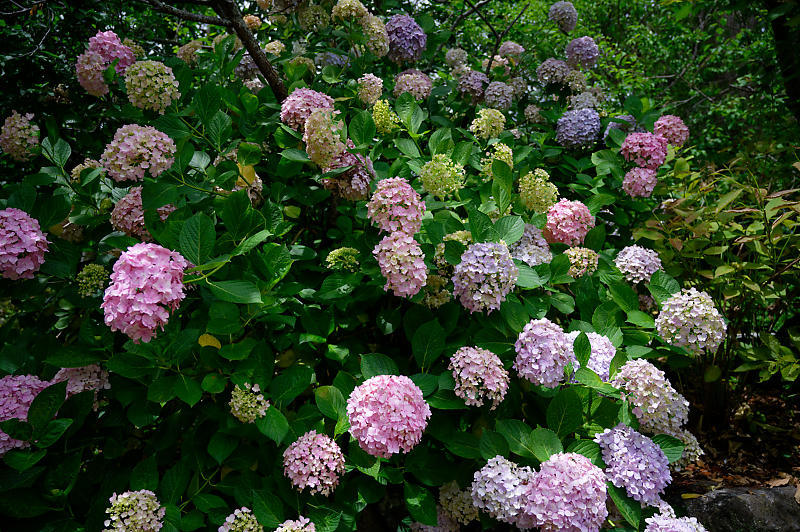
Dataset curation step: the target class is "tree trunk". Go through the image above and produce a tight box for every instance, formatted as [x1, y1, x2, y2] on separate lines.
[764, 0, 800, 124]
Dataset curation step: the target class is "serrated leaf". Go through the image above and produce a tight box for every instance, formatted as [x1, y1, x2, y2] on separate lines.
[651, 434, 685, 463]
[546, 389, 583, 438]
[360, 353, 399, 378]
[412, 320, 446, 370]
[206, 280, 262, 304]
[179, 213, 215, 266]
[528, 427, 563, 462]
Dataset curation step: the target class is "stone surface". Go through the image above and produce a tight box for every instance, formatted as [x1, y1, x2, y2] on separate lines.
[686, 486, 800, 532]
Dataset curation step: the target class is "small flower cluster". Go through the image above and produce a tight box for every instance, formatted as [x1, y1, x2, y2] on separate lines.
[605, 114, 638, 140]
[544, 198, 595, 245]
[556, 108, 601, 148]
[177, 40, 202, 65]
[331, 0, 367, 20]
[445, 48, 467, 67]
[287, 56, 315, 77]
[566, 36, 599, 68]
[509, 224, 552, 267]
[499, 40, 525, 58]
[385, 14, 427, 64]
[52, 364, 110, 405]
[243, 14, 262, 29]
[449, 346, 509, 409]
[264, 40, 285, 55]
[615, 245, 662, 283]
[537, 58, 570, 85]
[362, 14, 389, 57]
[620, 132, 668, 169]
[482, 55, 510, 76]
[469, 108, 506, 140]
[565, 246, 598, 277]
[321, 140, 375, 200]
[123, 38, 145, 58]
[519, 169, 558, 212]
[655, 287, 726, 355]
[0, 374, 51, 454]
[453, 242, 518, 313]
[514, 318, 573, 388]
[219, 507, 262, 532]
[480, 143, 513, 179]
[302, 109, 345, 167]
[420, 154, 465, 198]
[565, 69, 587, 92]
[484, 81, 514, 110]
[111, 187, 176, 241]
[346, 374, 431, 458]
[654, 115, 689, 146]
[373, 99, 400, 133]
[298, 5, 329, 31]
[71, 158, 104, 182]
[525, 104, 544, 124]
[280, 88, 335, 131]
[508, 76, 527, 99]
[1, 111, 39, 161]
[458, 70, 490, 104]
[101, 124, 176, 182]
[569, 91, 601, 110]
[623, 167, 659, 198]
[567, 330, 616, 380]
[645, 512, 707, 532]
[101, 243, 188, 343]
[439, 481, 478, 525]
[549, 1, 578, 32]
[373, 233, 427, 297]
[275, 517, 315, 532]
[367, 177, 425, 235]
[229, 383, 269, 423]
[124, 60, 181, 113]
[471, 456, 532, 523]
[357, 73, 383, 105]
[423, 274, 451, 308]
[235, 55, 260, 81]
[283, 430, 346, 496]
[77, 264, 109, 297]
[315, 52, 350, 69]
[103, 490, 165, 532]
[0, 208, 48, 280]
[393, 69, 432, 100]
[325, 247, 360, 271]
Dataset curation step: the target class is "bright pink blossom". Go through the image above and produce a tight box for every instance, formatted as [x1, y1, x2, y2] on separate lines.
[367, 177, 426, 235]
[620, 132, 668, 169]
[0, 208, 48, 280]
[544, 199, 595, 245]
[283, 430, 345, 496]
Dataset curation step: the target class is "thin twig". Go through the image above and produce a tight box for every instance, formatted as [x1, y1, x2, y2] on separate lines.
[485, 2, 531, 78]
[137, 0, 228, 26]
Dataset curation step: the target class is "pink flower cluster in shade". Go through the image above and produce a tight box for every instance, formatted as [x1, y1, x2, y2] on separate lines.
[566, 330, 616, 381]
[0, 374, 51, 454]
[471, 455, 533, 524]
[654, 115, 690, 147]
[276, 517, 315, 532]
[346, 374, 431, 458]
[367, 177, 426, 235]
[0, 208, 48, 280]
[111, 187, 176, 241]
[544, 199, 595, 246]
[623, 167, 659, 198]
[101, 124, 176, 182]
[1, 110, 39, 161]
[321, 140, 375, 200]
[373, 233, 427, 298]
[452, 242, 518, 313]
[393, 69, 432, 100]
[89, 31, 136, 74]
[615, 245, 662, 284]
[283, 430, 346, 496]
[101, 243, 188, 343]
[449, 346, 509, 409]
[52, 364, 110, 409]
[514, 318, 573, 388]
[218, 507, 261, 532]
[76, 31, 136, 97]
[280, 88, 335, 131]
[620, 132, 668, 169]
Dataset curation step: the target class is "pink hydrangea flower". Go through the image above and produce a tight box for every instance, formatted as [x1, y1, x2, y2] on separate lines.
[101, 124, 176, 182]
[124, 60, 181, 114]
[104, 489, 165, 531]
[51, 365, 110, 409]
[0, 375, 51, 454]
[88, 30, 136, 74]
[280, 88, 334, 131]
[615, 245, 662, 284]
[0, 208, 48, 280]
[514, 318, 573, 388]
[623, 167, 659, 198]
[101, 243, 189, 343]
[1, 110, 39, 161]
[566, 330, 616, 380]
[620, 132, 668, 169]
[654, 115, 689, 147]
[471, 456, 533, 524]
[321, 140, 375, 200]
[544, 199, 595, 246]
[346, 374, 431, 458]
[373, 233, 427, 298]
[219, 507, 261, 532]
[283, 430, 345, 496]
[393, 69, 432, 100]
[449, 346, 509, 409]
[76, 50, 110, 97]
[452, 242, 518, 313]
[367, 177, 426, 235]
[111, 187, 176, 241]
[276, 517, 315, 532]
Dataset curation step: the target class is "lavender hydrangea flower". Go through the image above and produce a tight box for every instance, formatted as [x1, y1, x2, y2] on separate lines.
[566, 36, 600, 69]
[471, 456, 533, 524]
[0, 208, 48, 280]
[514, 318, 572, 388]
[556, 108, 601, 148]
[537, 58, 570, 85]
[280, 88, 334, 131]
[484, 81, 514, 110]
[452, 242, 518, 313]
[498, 40, 525, 58]
[566, 330, 616, 380]
[373, 233, 427, 298]
[386, 14, 427, 64]
[645, 511, 707, 532]
[509, 224, 552, 266]
[0, 375, 51, 454]
[449, 346, 509, 409]
[457, 70, 489, 103]
[615, 245, 662, 283]
[549, 1, 578, 32]
[655, 288, 726, 355]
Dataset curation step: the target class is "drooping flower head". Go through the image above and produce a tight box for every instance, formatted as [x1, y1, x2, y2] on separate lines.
[280, 88, 335, 131]
[0, 375, 51, 454]
[373, 99, 400, 133]
[283, 430, 346, 496]
[393, 69, 432, 100]
[219, 507, 262, 532]
[565, 246, 598, 277]
[1, 111, 39, 161]
[484, 81, 514, 110]
[439, 481, 479, 525]
[101, 124, 176, 182]
[103, 490, 165, 532]
[276, 517, 315, 532]
[419, 154, 465, 198]
[520, 169, 559, 213]
[302, 109, 346, 167]
[537, 58, 570, 85]
[514, 318, 572, 388]
[229, 383, 270, 423]
[367, 177, 426, 235]
[471, 456, 534, 524]
[357, 73, 383, 105]
[556, 108, 601, 148]
[373, 233, 427, 298]
[101, 243, 188, 343]
[623, 167, 659, 198]
[655, 287, 726, 355]
[458, 70, 490, 104]
[449, 346, 509, 409]
[321, 140, 375, 200]
[0, 208, 48, 280]
[549, 1, 578, 32]
[566, 330, 616, 380]
[615, 245, 662, 284]
[509, 224, 552, 267]
[385, 14, 427, 64]
[566, 36, 600, 69]
[361, 14, 390, 57]
[346, 374, 431, 458]
[469, 108, 506, 140]
[452, 242, 518, 313]
[110, 187, 176, 241]
[654, 115, 689, 147]
[620, 132, 668, 169]
[544, 199, 595, 246]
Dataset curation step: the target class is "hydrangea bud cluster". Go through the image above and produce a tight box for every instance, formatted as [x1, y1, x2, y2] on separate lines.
[331, 0, 367, 20]
[298, 5, 329, 31]
[620, 132, 668, 169]
[357, 73, 383, 105]
[0, 374, 51, 454]
[654, 115, 689, 147]
[469, 108, 506, 140]
[434, 230, 472, 272]
[123, 38, 145, 58]
[423, 274, 451, 308]
[445, 47, 467, 67]
[219, 507, 262, 532]
[372, 99, 400, 133]
[361, 14, 390, 57]
[615, 245, 662, 284]
[367, 177, 425, 235]
[439, 481, 479, 525]
[565, 69, 588, 92]
[457, 70, 490, 104]
[101, 243, 188, 343]
[111, 187, 176, 241]
[567, 330, 616, 380]
[283, 430, 346, 496]
[409, 506, 459, 532]
[229, 383, 269, 423]
[471, 456, 533, 523]
[645, 512, 707, 532]
[452, 242, 518, 313]
[321, 140, 375, 200]
[124, 60, 181, 113]
[177, 40, 202, 65]
[498, 40, 525, 58]
[569, 91, 601, 110]
[373, 233, 427, 298]
[549, 1, 578, 32]
[77, 264, 109, 297]
[346, 374, 430, 458]
[325, 247, 360, 271]
[0, 208, 48, 280]
[509, 224, 552, 267]
[655, 288, 726, 355]
[537, 58, 570, 85]
[566, 36, 599, 69]
[71, 158, 104, 182]
[514, 318, 572, 388]
[103, 490, 165, 531]
[52, 364, 110, 403]
[264, 41, 285, 55]
[556, 108, 601, 148]
[101, 124, 176, 182]
[565, 246, 598, 277]
[302, 109, 345, 167]
[419, 154, 465, 198]
[480, 143, 513, 179]
[88, 30, 136, 74]
[525, 104, 544, 124]
[595, 423, 671, 505]
[520, 169, 558, 213]
[1, 111, 39, 161]
[611, 359, 689, 435]
[275, 517, 315, 532]
[449, 346, 509, 409]
[483, 81, 514, 110]
[280, 88, 335, 131]
[523, 453, 608, 531]
[544, 199, 595, 245]
[393, 69, 432, 100]
[623, 167, 659, 198]
[385, 14, 427, 64]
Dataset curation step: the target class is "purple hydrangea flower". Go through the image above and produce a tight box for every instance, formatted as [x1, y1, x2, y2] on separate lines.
[0, 208, 48, 280]
[386, 14, 427, 64]
[566, 36, 600, 69]
[452, 242, 518, 313]
[0, 375, 51, 454]
[471, 456, 533, 524]
[548, 1, 578, 32]
[556, 108, 601, 148]
[615, 245, 662, 284]
[514, 318, 572, 388]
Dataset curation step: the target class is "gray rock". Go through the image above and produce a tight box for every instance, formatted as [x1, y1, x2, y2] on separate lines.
[685, 486, 800, 532]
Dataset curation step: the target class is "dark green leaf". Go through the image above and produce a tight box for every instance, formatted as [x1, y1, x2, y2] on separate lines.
[131, 456, 159, 491]
[647, 270, 680, 304]
[207, 432, 238, 464]
[404, 482, 437, 526]
[315, 386, 346, 420]
[360, 353, 399, 378]
[574, 332, 591, 368]
[27, 381, 67, 431]
[206, 280, 262, 304]
[495, 419, 536, 459]
[608, 483, 641, 528]
[651, 434, 685, 463]
[179, 213, 215, 266]
[269, 366, 314, 406]
[480, 430, 510, 459]
[444, 432, 481, 459]
[256, 407, 289, 444]
[350, 110, 376, 147]
[494, 216, 525, 244]
[546, 388, 583, 438]
[34, 419, 73, 448]
[252, 489, 284, 527]
[412, 320, 446, 370]
[3, 449, 46, 472]
[528, 427, 563, 462]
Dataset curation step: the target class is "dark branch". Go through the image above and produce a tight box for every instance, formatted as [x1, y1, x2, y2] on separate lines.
[485, 2, 531, 78]
[138, 0, 228, 26]
[434, 0, 493, 57]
